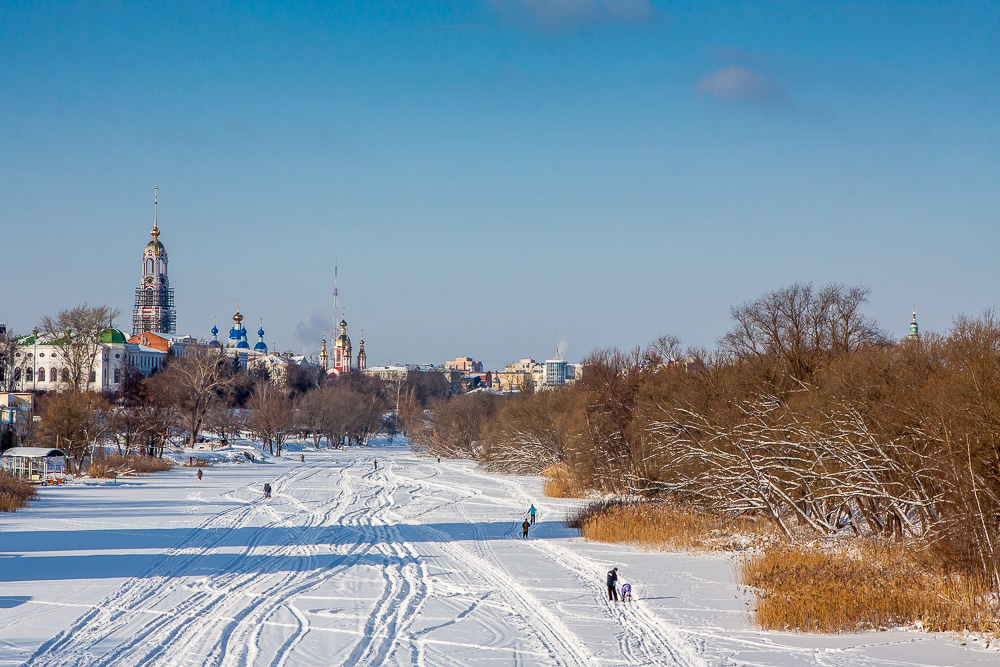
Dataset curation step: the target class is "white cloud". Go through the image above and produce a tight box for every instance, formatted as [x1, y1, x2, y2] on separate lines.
[697, 65, 788, 107]
[487, 0, 660, 31]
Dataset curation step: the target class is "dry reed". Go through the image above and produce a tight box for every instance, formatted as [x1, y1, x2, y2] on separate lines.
[542, 464, 586, 498]
[569, 499, 776, 551]
[0, 471, 38, 512]
[739, 541, 1000, 635]
[85, 453, 173, 478]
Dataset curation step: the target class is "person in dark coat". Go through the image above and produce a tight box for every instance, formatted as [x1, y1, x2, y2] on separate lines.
[522, 520, 530, 538]
[606, 567, 619, 601]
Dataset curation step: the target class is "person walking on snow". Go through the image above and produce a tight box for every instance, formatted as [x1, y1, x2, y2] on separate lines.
[197, 469, 203, 481]
[529, 504, 536, 525]
[606, 567, 619, 601]
[263, 483, 271, 499]
[522, 519, 530, 538]
[374, 459, 378, 471]
[621, 582, 632, 602]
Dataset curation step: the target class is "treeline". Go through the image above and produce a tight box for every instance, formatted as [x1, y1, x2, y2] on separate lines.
[16, 303, 460, 471]
[416, 283, 1000, 592]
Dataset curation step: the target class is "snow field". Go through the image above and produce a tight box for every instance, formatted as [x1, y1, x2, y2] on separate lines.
[1, 442, 997, 666]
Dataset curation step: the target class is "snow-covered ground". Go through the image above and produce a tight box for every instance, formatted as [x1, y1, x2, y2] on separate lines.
[0, 441, 995, 666]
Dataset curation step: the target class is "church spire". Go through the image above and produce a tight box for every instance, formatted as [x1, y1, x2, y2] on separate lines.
[908, 308, 919, 341]
[319, 328, 329, 371]
[151, 185, 160, 240]
[357, 329, 367, 371]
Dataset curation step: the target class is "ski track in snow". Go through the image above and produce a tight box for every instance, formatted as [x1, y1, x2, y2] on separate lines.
[9, 446, 993, 667]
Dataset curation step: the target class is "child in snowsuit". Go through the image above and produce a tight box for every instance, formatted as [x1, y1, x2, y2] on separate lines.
[606, 567, 619, 601]
[621, 583, 632, 602]
[522, 520, 530, 538]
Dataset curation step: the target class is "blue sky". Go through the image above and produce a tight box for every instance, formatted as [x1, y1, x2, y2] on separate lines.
[1, 1, 998, 368]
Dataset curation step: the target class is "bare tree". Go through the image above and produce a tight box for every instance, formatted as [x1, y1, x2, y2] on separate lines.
[146, 348, 234, 445]
[39, 303, 121, 393]
[39, 392, 112, 473]
[248, 382, 294, 456]
[204, 402, 245, 446]
[297, 389, 328, 448]
[720, 283, 887, 381]
[0, 326, 20, 393]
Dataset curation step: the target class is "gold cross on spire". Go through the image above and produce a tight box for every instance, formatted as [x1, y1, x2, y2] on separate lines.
[151, 185, 160, 239]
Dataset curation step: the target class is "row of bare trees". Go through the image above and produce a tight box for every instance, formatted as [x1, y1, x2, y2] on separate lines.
[417, 283, 1000, 592]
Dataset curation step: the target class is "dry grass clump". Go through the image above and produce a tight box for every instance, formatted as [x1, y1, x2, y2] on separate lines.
[568, 499, 775, 551]
[739, 541, 1000, 635]
[542, 464, 586, 498]
[86, 453, 174, 478]
[0, 471, 38, 512]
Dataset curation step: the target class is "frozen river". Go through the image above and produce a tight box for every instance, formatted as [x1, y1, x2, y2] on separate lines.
[0, 442, 994, 666]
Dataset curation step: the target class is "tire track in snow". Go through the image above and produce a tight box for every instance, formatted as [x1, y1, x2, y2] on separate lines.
[22, 460, 350, 667]
[340, 461, 431, 667]
[393, 464, 597, 667]
[498, 473, 706, 667]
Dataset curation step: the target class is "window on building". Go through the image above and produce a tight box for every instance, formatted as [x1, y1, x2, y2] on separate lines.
[61, 368, 69, 382]
[13, 368, 20, 383]
[114, 368, 121, 383]
[37, 367, 45, 382]
[89, 370, 96, 383]
[25, 368, 33, 382]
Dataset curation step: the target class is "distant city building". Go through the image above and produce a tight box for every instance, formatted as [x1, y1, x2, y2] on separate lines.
[461, 372, 494, 392]
[363, 364, 411, 383]
[543, 349, 568, 387]
[132, 187, 177, 337]
[494, 371, 531, 392]
[503, 358, 539, 373]
[445, 356, 483, 373]
[13, 328, 135, 393]
[0, 393, 33, 451]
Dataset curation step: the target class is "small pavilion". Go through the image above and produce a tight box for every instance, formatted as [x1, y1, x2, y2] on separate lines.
[1, 447, 68, 482]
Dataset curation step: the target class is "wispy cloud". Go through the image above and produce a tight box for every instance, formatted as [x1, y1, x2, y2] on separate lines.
[697, 65, 788, 107]
[487, 0, 661, 32]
